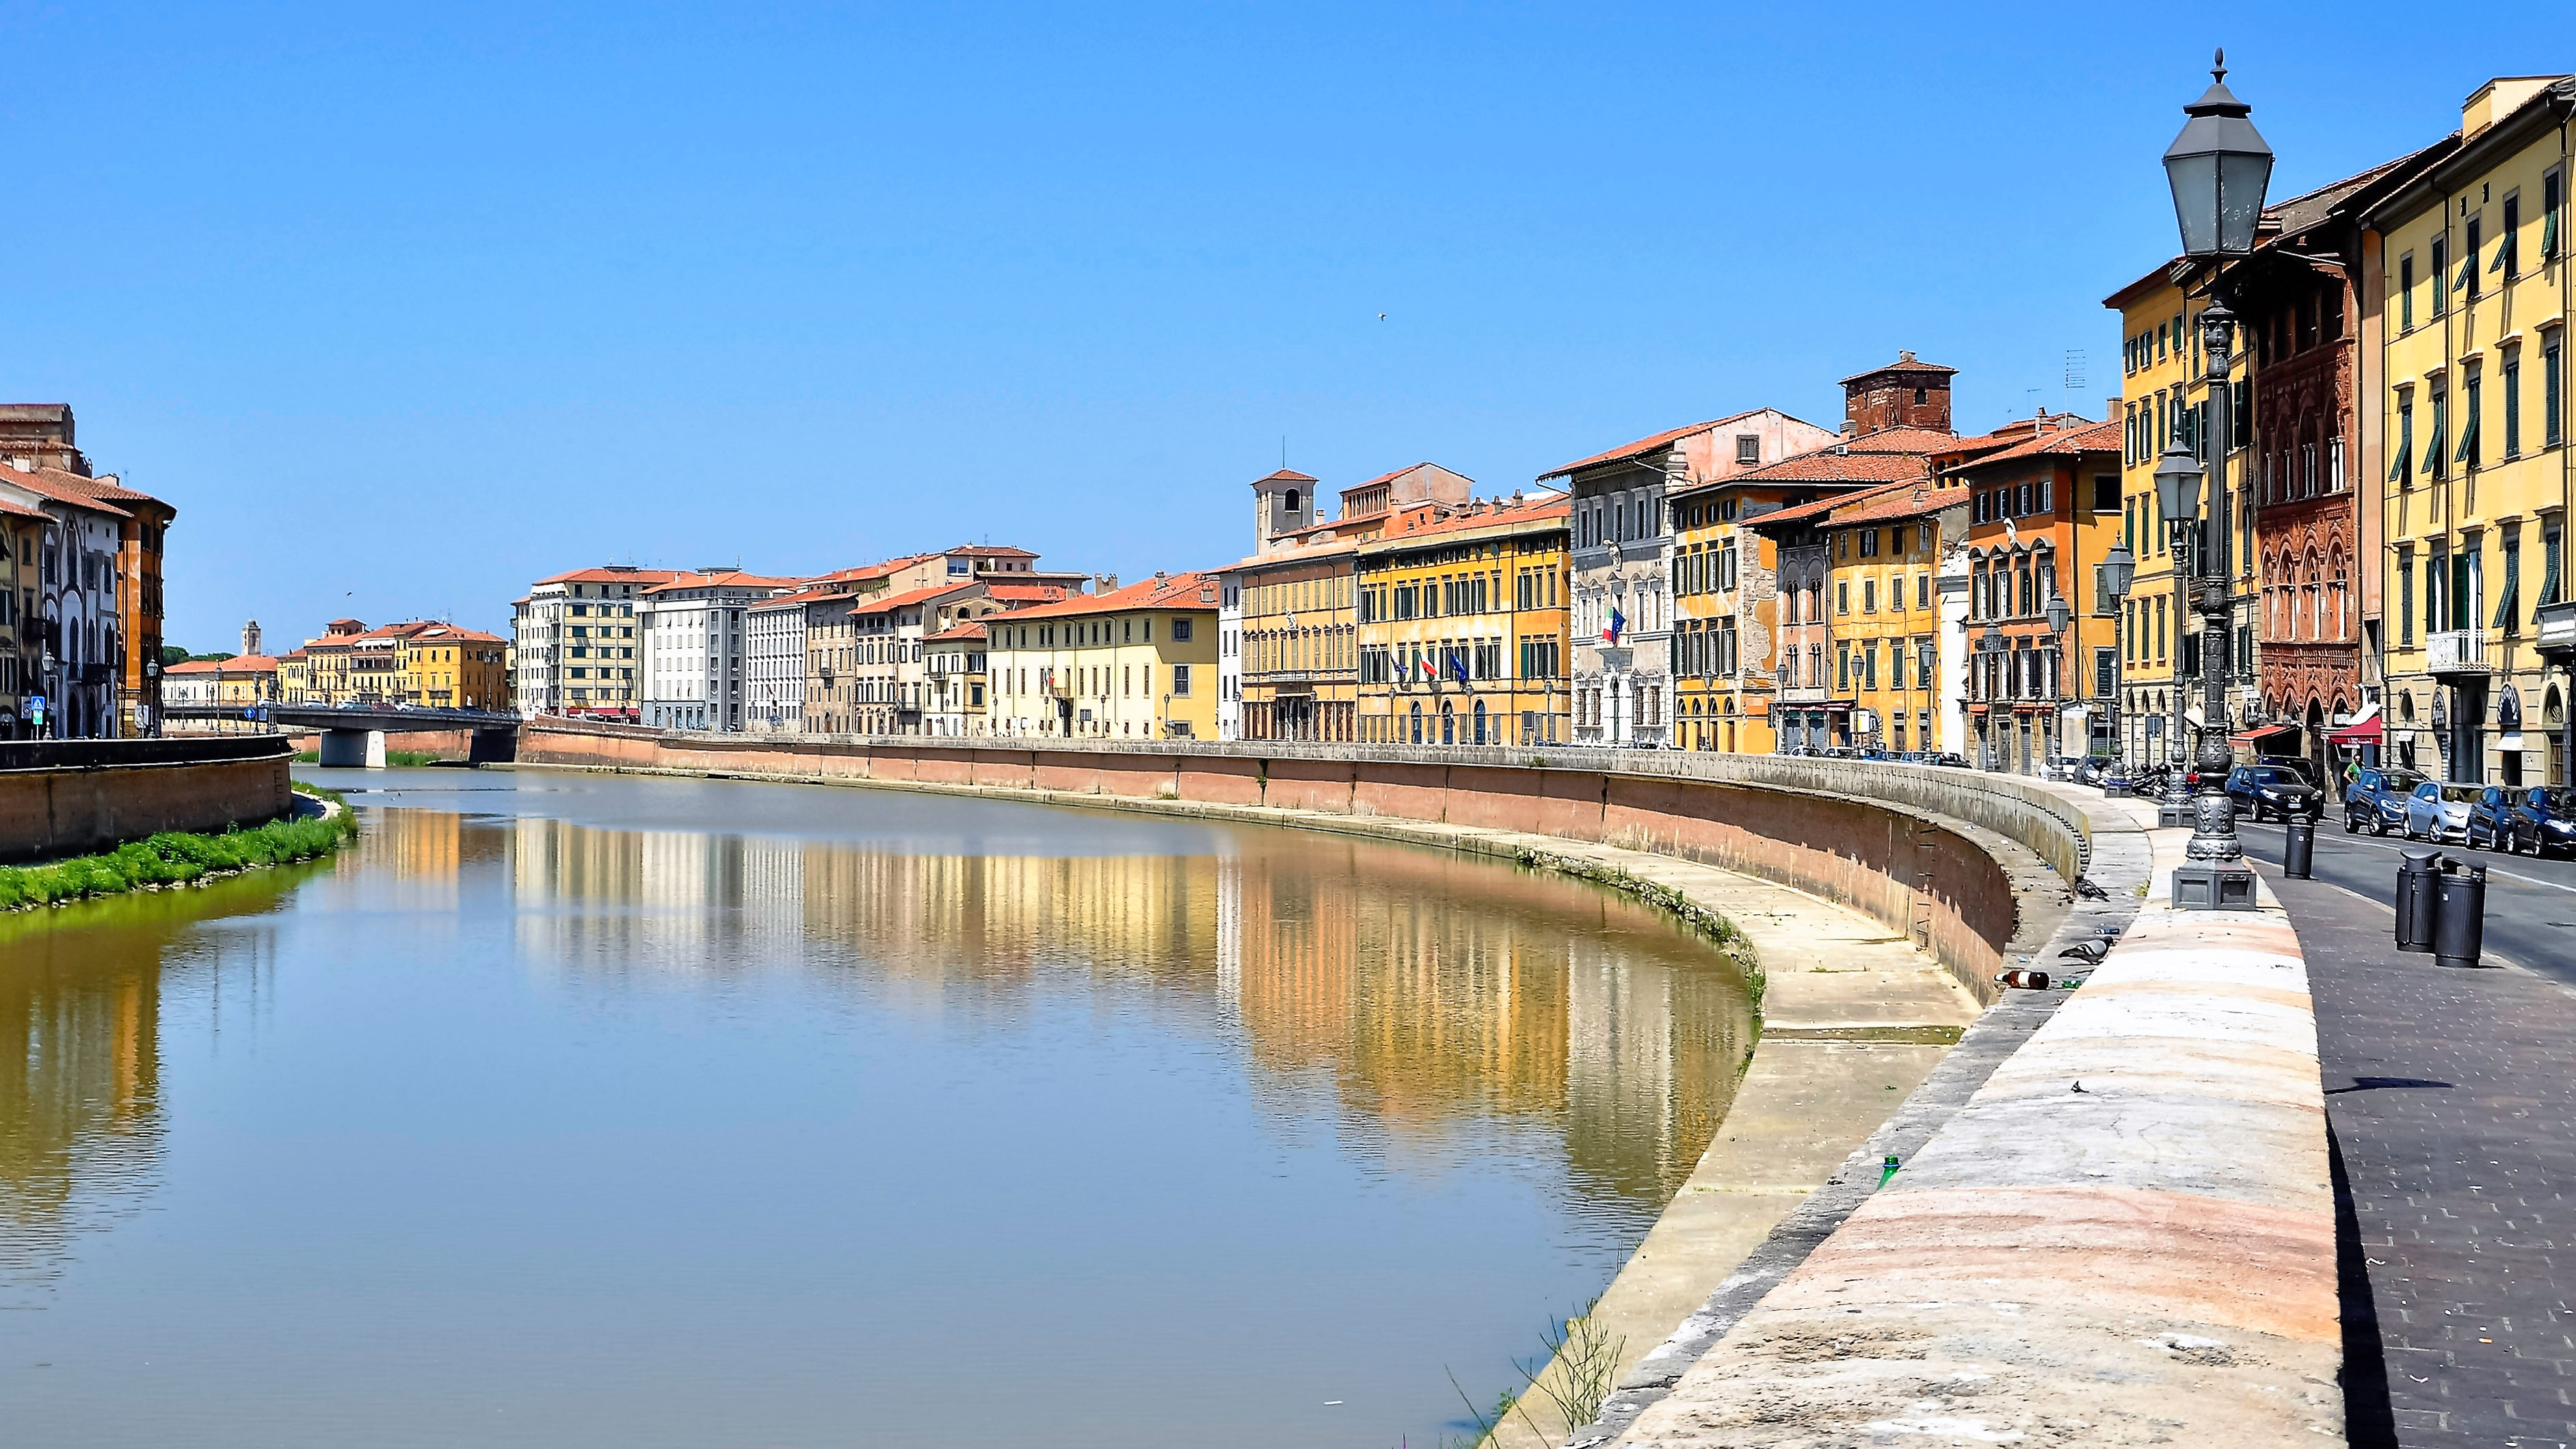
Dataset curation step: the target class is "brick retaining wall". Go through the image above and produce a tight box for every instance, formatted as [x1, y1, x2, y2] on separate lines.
[0, 736, 297, 864]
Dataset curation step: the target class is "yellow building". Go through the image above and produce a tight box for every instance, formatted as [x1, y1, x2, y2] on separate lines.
[1761, 481, 1969, 757]
[398, 624, 510, 710]
[2104, 266, 2216, 768]
[1353, 495, 1571, 746]
[985, 571, 1221, 739]
[278, 648, 310, 706]
[2367, 76, 2575, 786]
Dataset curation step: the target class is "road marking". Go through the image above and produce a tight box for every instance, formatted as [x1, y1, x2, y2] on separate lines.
[2237, 821, 2576, 896]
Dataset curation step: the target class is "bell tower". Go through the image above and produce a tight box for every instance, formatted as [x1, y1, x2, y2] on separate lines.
[1249, 468, 1319, 556]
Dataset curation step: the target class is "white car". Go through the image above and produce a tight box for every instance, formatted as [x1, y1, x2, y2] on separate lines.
[2401, 780, 2480, 842]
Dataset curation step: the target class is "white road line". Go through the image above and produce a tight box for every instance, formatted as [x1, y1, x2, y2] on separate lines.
[2237, 821, 2576, 896]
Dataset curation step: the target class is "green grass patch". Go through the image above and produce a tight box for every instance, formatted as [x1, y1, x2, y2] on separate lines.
[293, 748, 442, 767]
[0, 794, 359, 912]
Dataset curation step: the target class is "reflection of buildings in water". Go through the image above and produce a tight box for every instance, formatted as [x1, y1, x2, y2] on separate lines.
[0, 887, 288, 1300]
[1222, 845, 1751, 1209]
[315, 806, 466, 916]
[503, 812, 1747, 1212]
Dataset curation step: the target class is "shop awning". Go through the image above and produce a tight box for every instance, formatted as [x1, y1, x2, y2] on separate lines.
[2326, 705, 2382, 746]
[2230, 723, 2300, 745]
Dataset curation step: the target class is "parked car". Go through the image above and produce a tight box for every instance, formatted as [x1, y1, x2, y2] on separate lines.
[1923, 752, 1971, 769]
[2495, 786, 2576, 858]
[2225, 763, 2326, 822]
[2401, 780, 2483, 842]
[2343, 767, 2428, 834]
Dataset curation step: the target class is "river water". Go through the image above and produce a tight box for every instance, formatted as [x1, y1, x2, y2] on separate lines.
[0, 769, 1753, 1447]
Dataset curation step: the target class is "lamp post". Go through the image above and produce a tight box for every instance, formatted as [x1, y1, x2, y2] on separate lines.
[2098, 544, 2137, 788]
[1978, 623, 2006, 771]
[144, 657, 161, 738]
[2045, 592, 2071, 768]
[39, 644, 55, 740]
[2159, 49, 2271, 909]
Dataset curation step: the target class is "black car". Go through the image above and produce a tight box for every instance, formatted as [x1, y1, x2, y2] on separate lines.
[2495, 785, 2576, 858]
[2227, 762, 2325, 823]
[2343, 767, 2428, 835]
[1923, 752, 1971, 769]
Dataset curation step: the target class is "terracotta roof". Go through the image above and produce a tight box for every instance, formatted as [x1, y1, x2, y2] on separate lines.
[927, 620, 988, 643]
[1368, 494, 1569, 546]
[981, 584, 1070, 604]
[406, 624, 506, 645]
[945, 544, 1037, 558]
[0, 496, 46, 521]
[847, 581, 982, 616]
[1667, 423, 1952, 499]
[1954, 415, 2119, 467]
[1540, 408, 1809, 479]
[1253, 468, 1318, 484]
[1829, 482, 1971, 527]
[535, 566, 685, 587]
[641, 570, 801, 596]
[990, 571, 1219, 623]
[1216, 534, 1361, 575]
[1837, 354, 1958, 385]
[0, 466, 131, 518]
[25, 466, 165, 509]
[279, 648, 310, 661]
[1744, 480, 1915, 533]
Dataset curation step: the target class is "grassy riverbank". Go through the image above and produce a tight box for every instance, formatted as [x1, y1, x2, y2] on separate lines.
[0, 789, 358, 911]
[292, 748, 442, 767]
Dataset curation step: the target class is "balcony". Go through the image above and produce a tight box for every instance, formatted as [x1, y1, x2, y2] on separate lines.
[2424, 629, 2491, 676]
[2540, 600, 2576, 658]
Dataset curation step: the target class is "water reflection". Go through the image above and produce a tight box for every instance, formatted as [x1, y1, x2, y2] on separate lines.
[0, 874, 301, 1302]
[496, 809, 1751, 1215]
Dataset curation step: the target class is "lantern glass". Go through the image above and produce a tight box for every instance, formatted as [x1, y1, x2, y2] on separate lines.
[2162, 53, 2274, 259]
[2045, 595, 2071, 635]
[2099, 544, 2137, 600]
[2154, 446, 2205, 525]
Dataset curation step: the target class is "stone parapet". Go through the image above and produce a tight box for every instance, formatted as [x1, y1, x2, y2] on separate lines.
[1603, 814, 2336, 1447]
[0, 735, 296, 864]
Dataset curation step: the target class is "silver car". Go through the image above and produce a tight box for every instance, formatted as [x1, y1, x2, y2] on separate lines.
[2402, 780, 2482, 842]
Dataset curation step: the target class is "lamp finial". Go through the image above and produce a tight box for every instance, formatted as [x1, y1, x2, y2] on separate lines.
[2212, 47, 2225, 83]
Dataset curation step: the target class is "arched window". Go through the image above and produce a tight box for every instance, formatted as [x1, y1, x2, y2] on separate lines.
[1284, 489, 1301, 514]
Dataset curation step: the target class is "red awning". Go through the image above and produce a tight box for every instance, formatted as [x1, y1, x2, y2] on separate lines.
[2231, 723, 2300, 745]
[2326, 707, 2383, 746]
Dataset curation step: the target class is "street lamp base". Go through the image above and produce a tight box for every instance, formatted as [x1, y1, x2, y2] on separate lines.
[2172, 861, 2259, 911]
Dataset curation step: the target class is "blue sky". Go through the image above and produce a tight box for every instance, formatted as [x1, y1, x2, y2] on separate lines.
[4, 3, 2568, 650]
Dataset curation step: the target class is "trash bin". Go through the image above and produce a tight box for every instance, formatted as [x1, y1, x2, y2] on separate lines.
[2434, 861, 2488, 969]
[2283, 816, 2315, 879]
[2395, 848, 2443, 953]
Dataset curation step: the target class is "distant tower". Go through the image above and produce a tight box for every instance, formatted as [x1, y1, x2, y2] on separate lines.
[1249, 468, 1320, 556]
[1839, 351, 1958, 435]
[241, 620, 263, 656]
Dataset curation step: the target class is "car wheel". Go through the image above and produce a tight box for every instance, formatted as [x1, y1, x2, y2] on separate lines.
[2344, 814, 2360, 834]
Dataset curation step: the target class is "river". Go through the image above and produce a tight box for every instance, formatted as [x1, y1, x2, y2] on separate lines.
[0, 767, 1753, 1447]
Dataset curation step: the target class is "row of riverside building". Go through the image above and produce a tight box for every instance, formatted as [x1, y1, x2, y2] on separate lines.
[496, 73, 2573, 788]
[0, 406, 176, 741]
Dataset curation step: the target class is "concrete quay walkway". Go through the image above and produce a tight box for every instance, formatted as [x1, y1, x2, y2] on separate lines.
[1608, 810, 2341, 1448]
[2263, 857, 2576, 1449]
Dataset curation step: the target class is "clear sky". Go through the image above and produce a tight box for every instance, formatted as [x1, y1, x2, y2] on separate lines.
[6, 3, 2570, 651]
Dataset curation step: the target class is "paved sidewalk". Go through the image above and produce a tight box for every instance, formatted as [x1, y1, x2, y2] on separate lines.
[2266, 860, 2576, 1449]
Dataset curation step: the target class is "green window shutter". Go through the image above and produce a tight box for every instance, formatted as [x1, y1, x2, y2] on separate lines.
[2490, 239, 2512, 273]
[2421, 422, 2445, 474]
[2494, 546, 2519, 630]
[2455, 254, 2478, 291]
[2544, 532, 2565, 608]
[2545, 207, 2561, 261]
[2455, 408, 2479, 464]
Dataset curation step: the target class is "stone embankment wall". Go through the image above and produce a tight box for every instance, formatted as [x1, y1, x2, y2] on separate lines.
[283, 728, 489, 762]
[518, 721, 2083, 1003]
[0, 736, 297, 864]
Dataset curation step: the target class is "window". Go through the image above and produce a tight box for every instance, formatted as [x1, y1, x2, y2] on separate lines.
[1837, 581, 1850, 615]
[1859, 529, 1878, 558]
[2547, 170, 2566, 262]
[2499, 194, 2521, 279]
[2549, 331, 2566, 449]
[2465, 215, 2484, 298]
[2428, 382, 2449, 478]
[1917, 572, 1930, 610]
[2499, 524, 2523, 634]
[2504, 348, 2524, 459]
[1863, 579, 1876, 613]
[2093, 474, 2118, 511]
[2432, 235, 2449, 317]
[2543, 521, 2564, 611]
[2461, 367, 2483, 470]
[2400, 253, 2416, 330]
[1735, 434, 1760, 465]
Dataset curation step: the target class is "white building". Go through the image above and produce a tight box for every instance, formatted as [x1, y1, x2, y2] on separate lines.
[923, 620, 987, 736]
[1217, 573, 1243, 741]
[746, 587, 821, 732]
[511, 566, 678, 719]
[0, 462, 132, 738]
[847, 582, 992, 735]
[1542, 409, 1837, 747]
[638, 570, 801, 732]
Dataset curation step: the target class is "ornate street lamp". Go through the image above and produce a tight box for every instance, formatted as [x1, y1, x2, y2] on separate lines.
[2161, 49, 2272, 909]
[1978, 624, 2006, 771]
[2097, 545, 2137, 789]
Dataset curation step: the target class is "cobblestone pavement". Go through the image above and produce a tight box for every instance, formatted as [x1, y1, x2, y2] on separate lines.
[2266, 861, 2576, 1449]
